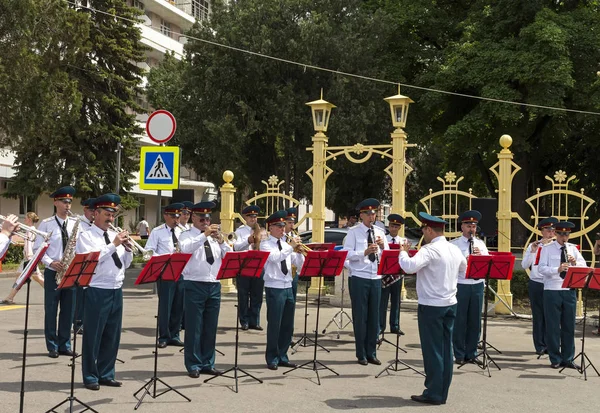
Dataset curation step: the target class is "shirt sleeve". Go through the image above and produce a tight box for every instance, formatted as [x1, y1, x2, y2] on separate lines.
[342, 231, 363, 262]
[145, 229, 159, 253]
[537, 244, 557, 277]
[34, 220, 53, 267]
[521, 244, 534, 270]
[399, 247, 433, 274]
[572, 246, 587, 267]
[179, 231, 208, 254]
[261, 240, 292, 262]
[233, 227, 249, 251]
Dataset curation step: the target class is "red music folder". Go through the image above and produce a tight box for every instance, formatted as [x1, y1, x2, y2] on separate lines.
[466, 252, 515, 281]
[13, 243, 49, 291]
[561, 266, 593, 289]
[217, 250, 269, 280]
[299, 250, 348, 278]
[135, 253, 192, 285]
[57, 251, 100, 289]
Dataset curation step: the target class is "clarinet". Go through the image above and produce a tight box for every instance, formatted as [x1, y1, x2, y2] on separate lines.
[370, 227, 380, 267]
[468, 233, 474, 255]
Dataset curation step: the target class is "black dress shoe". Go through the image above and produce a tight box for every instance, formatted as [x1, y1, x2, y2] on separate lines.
[249, 325, 263, 331]
[157, 342, 168, 349]
[562, 361, 580, 370]
[454, 359, 466, 365]
[188, 370, 200, 378]
[551, 363, 561, 369]
[241, 324, 249, 331]
[200, 368, 223, 376]
[58, 350, 78, 357]
[99, 379, 122, 387]
[367, 357, 382, 365]
[390, 328, 405, 335]
[48, 350, 59, 359]
[168, 339, 184, 347]
[267, 364, 278, 370]
[84, 383, 100, 391]
[466, 358, 483, 367]
[278, 361, 297, 368]
[411, 394, 442, 405]
[357, 359, 368, 366]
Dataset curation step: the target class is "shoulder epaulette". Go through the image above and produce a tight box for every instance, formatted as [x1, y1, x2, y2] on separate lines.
[42, 217, 54, 223]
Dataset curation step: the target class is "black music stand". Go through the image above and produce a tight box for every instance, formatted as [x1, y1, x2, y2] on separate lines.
[375, 249, 424, 378]
[293, 243, 334, 352]
[14, 243, 48, 413]
[203, 250, 269, 392]
[559, 267, 600, 380]
[44, 251, 100, 413]
[458, 252, 515, 377]
[133, 253, 192, 410]
[284, 250, 347, 385]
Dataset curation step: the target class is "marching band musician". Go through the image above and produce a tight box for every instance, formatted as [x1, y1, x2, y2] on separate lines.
[233, 205, 264, 331]
[450, 210, 489, 365]
[0, 214, 20, 257]
[521, 217, 557, 356]
[34, 186, 78, 359]
[75, 194, 133, 390]
[261, 210, 304, 370]
[74, 198, 95, 334]
[145, 203, 186, 348]
[538, 221, 586, 369]
[380, 213, 406, 336]
[180, 201, 194, 230]
[179, 202, 231, 378]
[399, 212, 466, 406]
[284, 207, 299, 300]
[342, 198, 389, 366]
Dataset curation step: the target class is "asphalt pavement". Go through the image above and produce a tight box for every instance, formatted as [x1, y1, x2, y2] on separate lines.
[0, 270, 599, 413]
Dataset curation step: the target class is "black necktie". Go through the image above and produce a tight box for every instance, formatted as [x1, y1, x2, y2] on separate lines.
[367, 229, 376, 262]
[277, 240, 288, 274]
[391, 237, 396, 244]
[171, 228, 179, 251]
[56, 217, 68, 251]
[560, 245, 567, 279]
[204, 240, 215, 265]
[104, 231, 122, 269]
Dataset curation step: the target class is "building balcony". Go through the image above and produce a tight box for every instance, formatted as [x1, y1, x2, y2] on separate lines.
[142, 0, 195, 31]
[139, 24, 185, 60]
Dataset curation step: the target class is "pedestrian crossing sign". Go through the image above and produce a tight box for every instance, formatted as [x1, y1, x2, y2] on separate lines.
[139, 146, 180, 190]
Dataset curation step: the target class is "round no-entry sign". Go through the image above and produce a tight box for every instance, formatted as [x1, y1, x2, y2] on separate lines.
[146, 110, 177, 144]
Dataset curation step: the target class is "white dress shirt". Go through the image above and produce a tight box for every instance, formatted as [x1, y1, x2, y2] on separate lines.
[538, 241, 587, 291]
[521, 242, 547, 283]
[261, 235, 304, 289]
[386, 234, 406, 245]
[0, 233, 10, 258]
[399, 236, 467, 307]
[75, 224, 133, 289]
[179, 227, 231, 282]
[79, 216, 94, 232]
[450, 235, 489, 284]
[145, 224, 183, 255]
[233, 224, 253, 251]
[34, 215, 78, 268]
[342, 223, 389, 279]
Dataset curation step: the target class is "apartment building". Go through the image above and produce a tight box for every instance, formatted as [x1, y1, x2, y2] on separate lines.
[0, 0, 215, 231]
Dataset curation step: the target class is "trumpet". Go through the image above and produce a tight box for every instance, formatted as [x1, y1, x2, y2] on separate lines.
[286, 233, 311, 256]
[108, 223, 153, 260]
[0, 214, 51, 241]
[210, 226, 238, 244]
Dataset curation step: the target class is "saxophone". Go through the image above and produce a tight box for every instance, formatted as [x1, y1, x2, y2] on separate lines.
[55, 212, 81, 284]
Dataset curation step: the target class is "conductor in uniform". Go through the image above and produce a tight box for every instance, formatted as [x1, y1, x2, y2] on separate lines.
[76, 193, 133, 390]
[145, 203, 186, 348]
[180, 202, 232, 377]
[538, 221, 586, 369]
[34, 186, 78, 358]
[521, 217, 557, 355]
[450, 210, 489, 365]
[261, 210, 304, 370]
[380, 213, 406, 336]
[342, 198, 389, 366]
[233, 205, 264, 330]
[399, 212, 466, 405]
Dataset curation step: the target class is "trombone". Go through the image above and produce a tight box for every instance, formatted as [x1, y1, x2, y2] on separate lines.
[108, 223, 153, 260]
[0, 214, 51, 242]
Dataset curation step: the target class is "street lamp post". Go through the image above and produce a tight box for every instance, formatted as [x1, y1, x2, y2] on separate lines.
[115, 142, 123, 193]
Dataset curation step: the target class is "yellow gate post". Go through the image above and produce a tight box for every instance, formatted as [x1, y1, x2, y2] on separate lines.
[219, 170, 237, 294]
[490, 135, 518, 313]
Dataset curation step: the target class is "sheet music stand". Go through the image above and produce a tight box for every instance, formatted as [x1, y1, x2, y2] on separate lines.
[294, 243, 335, 352]
[204, 250, 269, 393]
[133, 253, 192, 410]
[44, 251, 99, 413]
[458, 252, 515, 377]
[375, 249, 424, 379]
[15, 243, 48, 413]
[559, 267, 600, 380]
[283, 250, 347, 385]
[321, 242, 352, 339]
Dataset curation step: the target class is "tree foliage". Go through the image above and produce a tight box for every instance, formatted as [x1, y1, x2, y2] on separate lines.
[0, 0, 145, 200]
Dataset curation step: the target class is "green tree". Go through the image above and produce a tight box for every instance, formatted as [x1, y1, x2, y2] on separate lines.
[1, 0, 146, 199]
